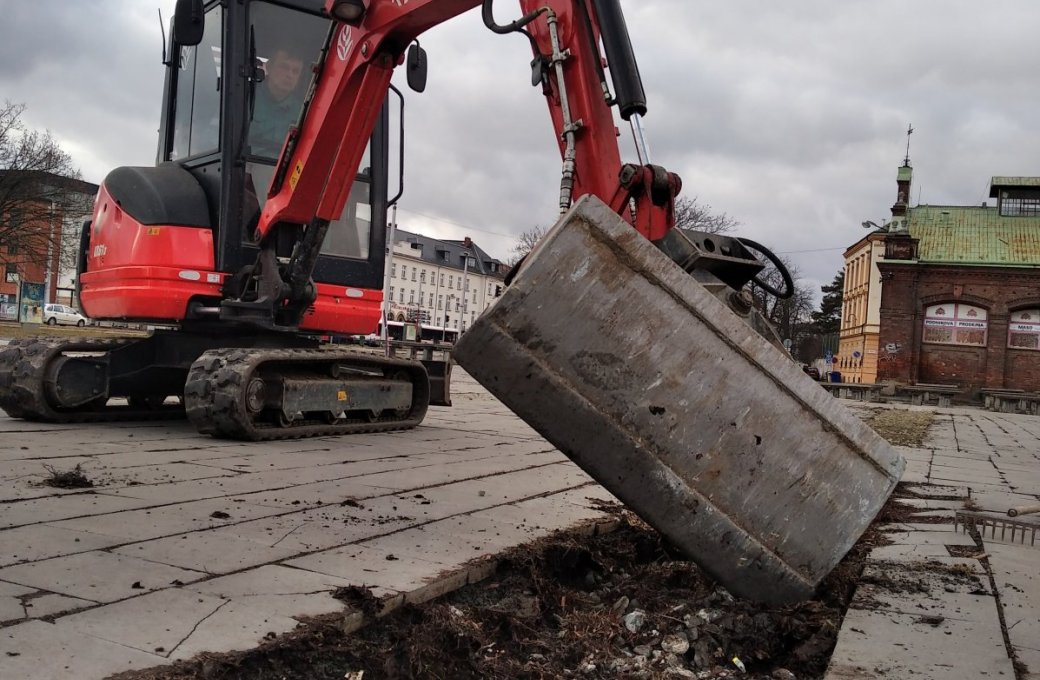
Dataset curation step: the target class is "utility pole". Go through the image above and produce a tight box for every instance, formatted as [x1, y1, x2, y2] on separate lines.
[416, 268, 425, 341]
[381, 205, 398, 356]
[44, 201, 56, 304]
[460, 250, 470, 333]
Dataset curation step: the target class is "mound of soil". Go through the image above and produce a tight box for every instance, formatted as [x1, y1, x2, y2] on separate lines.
[115, 506, 887, 680]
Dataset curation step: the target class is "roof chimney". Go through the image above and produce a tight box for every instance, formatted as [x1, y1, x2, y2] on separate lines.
[463, 237, 472, 249]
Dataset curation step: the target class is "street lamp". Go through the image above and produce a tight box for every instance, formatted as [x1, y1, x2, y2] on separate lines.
[460, 250, 470, 333]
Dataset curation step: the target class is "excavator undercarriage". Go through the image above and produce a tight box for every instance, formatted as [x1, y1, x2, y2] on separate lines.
[0, 331, 436, 441]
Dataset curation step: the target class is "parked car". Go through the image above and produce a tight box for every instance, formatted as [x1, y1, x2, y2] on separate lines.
[802, 365, 821, 380]
[43, 304, 88, 327]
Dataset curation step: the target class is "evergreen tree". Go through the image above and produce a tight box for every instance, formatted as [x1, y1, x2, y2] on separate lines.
[811, 270, 844, 334]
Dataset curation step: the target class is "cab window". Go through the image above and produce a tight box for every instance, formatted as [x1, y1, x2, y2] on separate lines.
[170, 6, 223, 160]
[241, 2, 373, 261]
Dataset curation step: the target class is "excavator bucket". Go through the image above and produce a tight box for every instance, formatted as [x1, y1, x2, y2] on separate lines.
[453, 196, 905, 605]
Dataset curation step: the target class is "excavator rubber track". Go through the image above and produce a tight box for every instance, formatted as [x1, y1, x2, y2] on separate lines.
[0, 337, 185, 423]
[183, 347, 430, 441]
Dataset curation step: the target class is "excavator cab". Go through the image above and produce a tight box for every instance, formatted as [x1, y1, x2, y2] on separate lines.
[80, 0, 389, 335]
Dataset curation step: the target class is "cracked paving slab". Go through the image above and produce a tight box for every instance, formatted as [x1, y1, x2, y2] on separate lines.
[54, 588, 300, 660]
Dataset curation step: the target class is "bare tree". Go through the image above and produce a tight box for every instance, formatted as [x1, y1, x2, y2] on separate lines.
[746, 253, 815, 345]
[508, 224, 549, 265]
[0, 101, 87, 280]
[509, 197, 737, 265]
[675, 195, 739, 234]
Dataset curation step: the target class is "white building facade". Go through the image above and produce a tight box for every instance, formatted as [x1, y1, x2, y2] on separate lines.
[384, 230, 507, 338]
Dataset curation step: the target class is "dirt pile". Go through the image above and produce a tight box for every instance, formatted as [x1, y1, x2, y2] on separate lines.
[117, 508, 882, 680]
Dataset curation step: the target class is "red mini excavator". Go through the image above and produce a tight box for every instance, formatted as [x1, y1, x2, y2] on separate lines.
[0, 0, 743, 438]
[0, 1, 904, 602]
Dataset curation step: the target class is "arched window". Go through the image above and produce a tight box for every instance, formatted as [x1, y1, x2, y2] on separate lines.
[1008, 309, 1040, 350]
[923, 303, 988, 347]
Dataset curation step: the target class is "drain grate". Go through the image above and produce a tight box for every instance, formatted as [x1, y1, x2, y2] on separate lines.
[955, 511, 1038, 547]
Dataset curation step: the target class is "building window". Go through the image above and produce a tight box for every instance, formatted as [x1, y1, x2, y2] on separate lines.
[437, 295, 443, 310]
[922, 303, 988, 347]
[1008, 309, 1040, 350]
[440, 273, 445, 286]
[1000, 197, 1040, 217]
[398, 289, 403, 303]
[409, 291, 414, 304]
[411, 269, 416, 281]
[389, 286, 394, 300]
[4, 263, 17, 283]
[448, 275, 453, 288]
[400, 265, 406, 279]
[391, 263, 396, 278]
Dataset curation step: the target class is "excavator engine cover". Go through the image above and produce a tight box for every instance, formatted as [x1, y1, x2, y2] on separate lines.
[454, 196, 905, 604]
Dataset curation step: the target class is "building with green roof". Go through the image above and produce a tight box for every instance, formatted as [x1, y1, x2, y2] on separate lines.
[865, 168, 1040, 394]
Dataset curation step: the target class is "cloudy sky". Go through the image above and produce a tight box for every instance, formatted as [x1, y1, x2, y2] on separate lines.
[3, 1, 1040, 300]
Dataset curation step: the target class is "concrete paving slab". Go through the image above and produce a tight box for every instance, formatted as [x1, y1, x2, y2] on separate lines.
[88, 461, 235, 487]
[867, 543, 964, 561]
[0, 523, 130, 568]
[901, 484, 966, 498]
[881, 530, 977, 547]
[985, 543, 1040, 656]
[18, 591, 97, 621]
[285, 541, 452, 594]
[49, 497, 289, 543]
[166, 599, 302, 661]
[826, 608, 1014, 679]
[900, 498, 967, 511]
[0, 580, 35, 623]
[55, 587, 300, 661]
[112, 530, 301, 575]
[928, 465, 1004, 484]
[0, 620, 167, 680]
[0, 551, 206, 603]
[852, 579, 996, 622]
[1019, 648, 1040, 680]
[185, 565, 353, 619]
[0, 490, 158, 530]
[56, 588, 230, 656]
[879, 522, 957, 533]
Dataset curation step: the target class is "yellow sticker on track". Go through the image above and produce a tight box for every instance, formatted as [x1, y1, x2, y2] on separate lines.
[337, 390, 348, 402]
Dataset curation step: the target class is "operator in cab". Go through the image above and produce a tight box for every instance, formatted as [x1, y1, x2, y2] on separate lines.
[250, 44, 306, 157]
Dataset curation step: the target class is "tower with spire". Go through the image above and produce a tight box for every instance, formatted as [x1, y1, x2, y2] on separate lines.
[891, 124, 913, 220]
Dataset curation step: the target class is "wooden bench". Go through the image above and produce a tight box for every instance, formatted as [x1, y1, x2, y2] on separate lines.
[897, 383, 960, 408]
[819, 382, 885, 402]
[980, 389, 1040, 415]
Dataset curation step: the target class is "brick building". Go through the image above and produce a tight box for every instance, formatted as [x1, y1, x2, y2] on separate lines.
[863, 167, 1040, 394]
[0, 171, 97, 320]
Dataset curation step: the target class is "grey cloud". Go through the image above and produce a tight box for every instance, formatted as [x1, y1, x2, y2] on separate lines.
[4, 0, 1040, 293]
